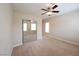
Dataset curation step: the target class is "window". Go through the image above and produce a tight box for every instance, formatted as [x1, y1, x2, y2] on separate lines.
[45, 22, 49, 33]
[23, 23, 27, 31]
[31, 23, 36, 30]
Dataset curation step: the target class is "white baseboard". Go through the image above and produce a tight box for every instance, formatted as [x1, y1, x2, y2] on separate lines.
[11, 47, 13, 56]
[13, 43, 23, 48]
[44, 33, 79, 47]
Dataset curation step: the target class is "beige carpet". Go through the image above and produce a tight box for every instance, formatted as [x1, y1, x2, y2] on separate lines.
[23, 33, 37, 43]
[12, 37, 79, 56]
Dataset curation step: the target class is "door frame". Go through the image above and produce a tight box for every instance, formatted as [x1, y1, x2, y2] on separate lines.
[22, 19, 37, 44]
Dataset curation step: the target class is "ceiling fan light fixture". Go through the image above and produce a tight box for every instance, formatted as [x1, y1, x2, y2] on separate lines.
[47, 12, 52, 15]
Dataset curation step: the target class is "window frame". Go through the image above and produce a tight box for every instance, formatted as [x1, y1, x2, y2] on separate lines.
[45, 22, 49, 33]
[23, 22, 27, 31]
[31, 23, 36, 31]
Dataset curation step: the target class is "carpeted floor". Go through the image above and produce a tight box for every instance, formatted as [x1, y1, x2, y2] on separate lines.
[12, 36, 79, 56]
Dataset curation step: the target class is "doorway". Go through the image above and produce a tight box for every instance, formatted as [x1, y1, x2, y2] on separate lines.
[22, 20, 37, 44]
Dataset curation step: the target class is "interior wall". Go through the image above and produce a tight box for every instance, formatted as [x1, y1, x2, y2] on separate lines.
[42, 20, 45, 36]
[37, 18, 42, 40]
[43, 10, 79, 44]
[0, 4, 13, 55]
[13, 12, 26, 47]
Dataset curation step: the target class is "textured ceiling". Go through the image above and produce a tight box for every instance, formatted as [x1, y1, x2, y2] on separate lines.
[12, 3, 79, 19]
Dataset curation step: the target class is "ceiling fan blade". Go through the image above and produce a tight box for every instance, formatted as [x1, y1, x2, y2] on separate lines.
[41, 12, 48, 15]
[52, 5, 58, 9]
[41, 9, 48, 11]
[52, 11, 59, 13]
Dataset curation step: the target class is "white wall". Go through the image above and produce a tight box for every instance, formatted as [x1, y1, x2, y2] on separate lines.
[13, 12, 23, 47]
[44, 10, 79, 44]
[0, 4, 13, 55]
[13, 11, 42, 47]
[37, 19, 42, 40]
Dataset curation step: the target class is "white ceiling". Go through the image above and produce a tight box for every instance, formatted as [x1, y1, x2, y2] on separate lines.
[12, 3, 79, 19]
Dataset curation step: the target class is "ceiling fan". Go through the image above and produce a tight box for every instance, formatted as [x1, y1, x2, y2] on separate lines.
[41, 3, 59, 16]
